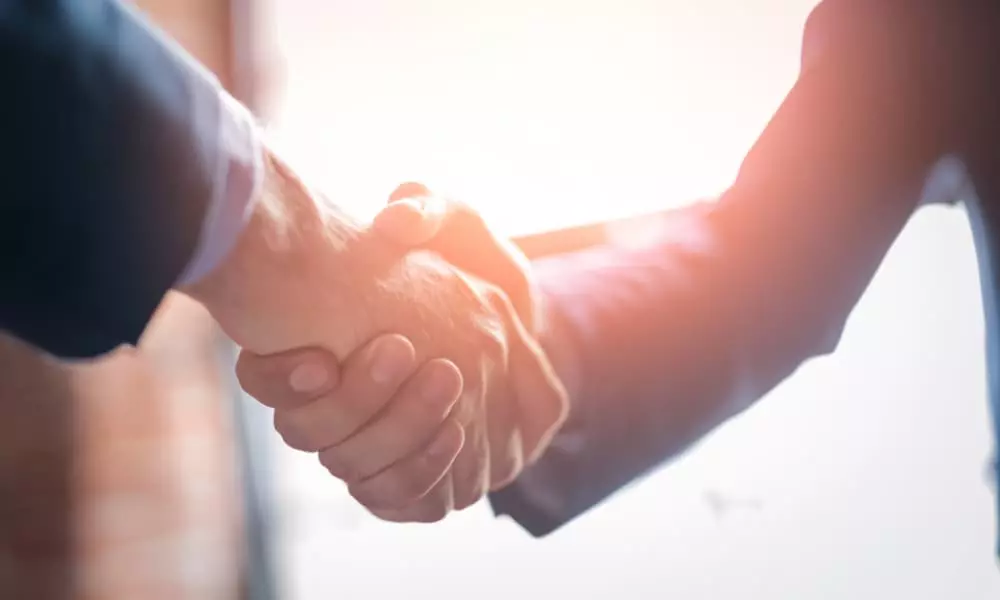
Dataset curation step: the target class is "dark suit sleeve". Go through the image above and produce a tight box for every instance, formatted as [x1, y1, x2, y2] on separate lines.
[0, 0, 231, 358]
[490, 0, 961, 535]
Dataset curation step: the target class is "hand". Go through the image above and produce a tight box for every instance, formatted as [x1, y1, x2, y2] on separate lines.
[375, 182, 542, 334]
[189, 152, 568, 519]
[236, 283, 566, 520]
[238, 306, 566, 520]
[374, 183, 581, 414]
[238, 334, 470, 521]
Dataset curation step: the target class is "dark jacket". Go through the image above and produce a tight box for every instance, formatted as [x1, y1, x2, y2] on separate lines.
[0, 0, 233, 358]
[492, 0, 1000, 557]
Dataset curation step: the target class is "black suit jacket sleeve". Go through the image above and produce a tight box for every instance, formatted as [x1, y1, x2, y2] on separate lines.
[491, 0, 964, 535]
[0, 0, 227, 358]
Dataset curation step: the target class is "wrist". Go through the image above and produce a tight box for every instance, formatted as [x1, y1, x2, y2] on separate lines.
[182, 146, 320, 304]
[180, 145, 375, 356]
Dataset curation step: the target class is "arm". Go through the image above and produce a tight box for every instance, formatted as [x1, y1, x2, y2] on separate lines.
[0, 0, 247, 358]
[226, 23, 951, 524]
[0, 1, 569, 520]
[490, 1, 963, 534]
[0, 0, 396, 360]
[0, 0, 442, 363]
[215, 0, 968, 529]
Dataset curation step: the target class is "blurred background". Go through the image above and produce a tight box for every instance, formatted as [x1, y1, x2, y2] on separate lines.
[2, 0, 998, 598]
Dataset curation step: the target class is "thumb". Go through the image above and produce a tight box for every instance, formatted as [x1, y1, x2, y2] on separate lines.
[373, 186, 450, 247]
[388, 181, 432, 204]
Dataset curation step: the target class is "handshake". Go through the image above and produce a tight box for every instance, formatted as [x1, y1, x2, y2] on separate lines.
[183, 150, 573, 523]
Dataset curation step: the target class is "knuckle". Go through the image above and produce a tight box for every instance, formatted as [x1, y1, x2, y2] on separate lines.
[273, 411, 318, 453]
[349, 485, 386, 512]
[318, 449, 355, 482]
[234, 354, 252, 386]
[234, 356, 265, 399]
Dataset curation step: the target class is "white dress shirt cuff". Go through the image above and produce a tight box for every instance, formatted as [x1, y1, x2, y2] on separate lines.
[176, 89, 264, 286]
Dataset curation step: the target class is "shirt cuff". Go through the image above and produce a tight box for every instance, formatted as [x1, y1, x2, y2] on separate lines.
[176, 89, 264, 286]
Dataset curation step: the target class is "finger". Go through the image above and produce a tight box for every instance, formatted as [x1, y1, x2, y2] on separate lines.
[484, 380, 524, 491]
[491, 289, 569, 465]
[373, 198, 448, 247]
[236, 347, 340, 410]
[273, 334, 417, 452]
[317, 358, 463, 481]
[477, 315, 523, 488]
[388, 181, 432, 203]
[478, 291, 527, 489]
[407, 200, 537, 329]
[368, 473, 455, 524]
[437, 218, 536, 330]
[385, 185, 536, 328]
[451, 427, 490, 510]
[509, 321, 570, 464]
[348, 418, 464, 513]
[448, 387, 491, 511]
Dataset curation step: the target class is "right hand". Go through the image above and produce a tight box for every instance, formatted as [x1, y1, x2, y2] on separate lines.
[233, 261, 567, 518]
[192, 151, 568, 519]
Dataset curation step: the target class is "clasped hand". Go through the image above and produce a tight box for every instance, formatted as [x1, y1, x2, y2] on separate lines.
[237, 184, 566, 522]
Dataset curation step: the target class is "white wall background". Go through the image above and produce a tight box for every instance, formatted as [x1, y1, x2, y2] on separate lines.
[255, 1, 1000, 597]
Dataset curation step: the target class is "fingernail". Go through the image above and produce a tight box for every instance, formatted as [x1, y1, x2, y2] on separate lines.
[391, 182, 431, 203]
[421, 363, 458, 401]
[289, 362, 329, 393]
[370, 337, 415, 384]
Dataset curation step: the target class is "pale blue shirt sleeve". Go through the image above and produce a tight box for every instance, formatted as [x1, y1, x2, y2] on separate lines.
[176, 89, 264, 286]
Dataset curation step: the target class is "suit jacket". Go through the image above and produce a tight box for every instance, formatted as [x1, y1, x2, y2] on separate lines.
[491, 0, 1000, 556]
[0, 0, 249, 359]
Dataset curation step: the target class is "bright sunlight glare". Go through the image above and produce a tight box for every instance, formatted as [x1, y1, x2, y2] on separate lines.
[256, 2, 1000, 599]
[262, 0, 816, 236]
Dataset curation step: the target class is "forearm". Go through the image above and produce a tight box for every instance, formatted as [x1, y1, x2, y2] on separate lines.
[181, 145, 404, 359]
[0, 1, 390, 361]
[492, 1, 954, 534]
[0, 1, 254, 357]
